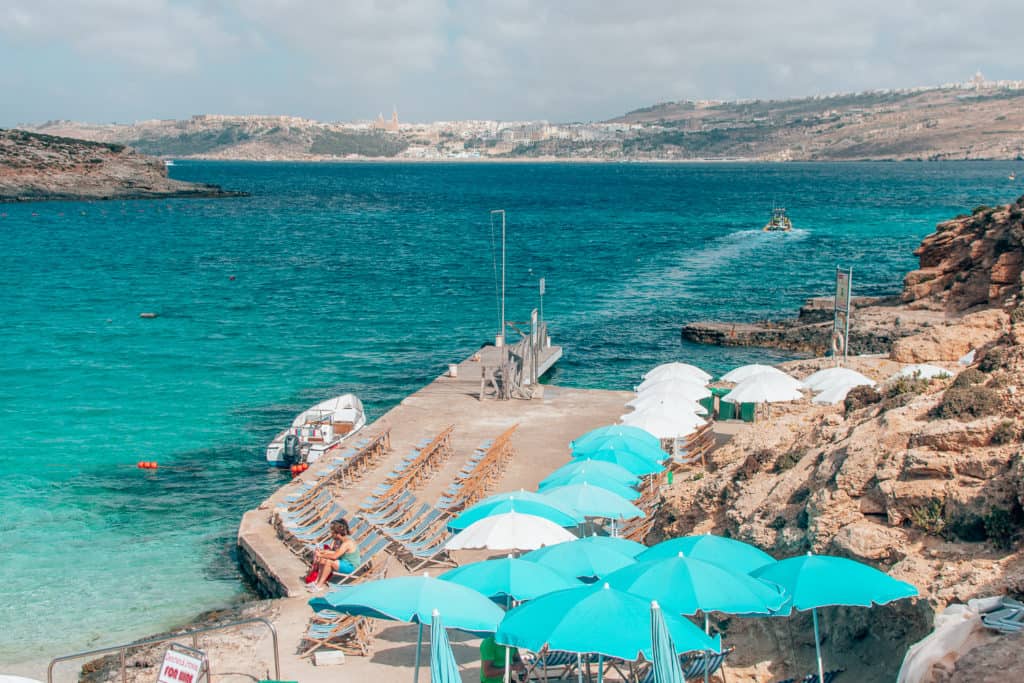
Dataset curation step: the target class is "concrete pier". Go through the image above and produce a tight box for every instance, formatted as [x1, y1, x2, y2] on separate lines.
[238, 342, 627, 598]
[233, 343, 637, 681]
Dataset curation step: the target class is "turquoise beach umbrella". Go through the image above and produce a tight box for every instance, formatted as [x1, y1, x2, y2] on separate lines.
[429, 610, 461, 683]
[541, 482, 645, 520]
[572, 447, 665, 476]
[605, 554, 788, 617]
[572, 425, 662, 451]
[638, 534, 776, 574]
[651, 601, 686, 683]
[540, 460, 642, 488]
[310, 575, 503, 683]
[752, 553, 919, 683]
[449, 491, 584, 530]
[575, 534, 647, 558]
[496, 583, 721, 662]
[572, 434, 669, 463]
[439, 556, 580, 602]
[538, 470, 641, 501]
[521, 538, 637, 580]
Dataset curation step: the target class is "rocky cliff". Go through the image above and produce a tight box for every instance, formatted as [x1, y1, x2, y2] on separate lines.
[902, 200, 1024, 311]
[0, 129, 245, 202]
[661, 199, 1024, 681]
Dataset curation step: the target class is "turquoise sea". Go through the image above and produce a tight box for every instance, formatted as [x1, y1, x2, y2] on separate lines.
[1, 161, 1020, 665]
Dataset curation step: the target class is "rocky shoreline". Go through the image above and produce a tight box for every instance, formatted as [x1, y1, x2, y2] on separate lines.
[0, 129, 246, 203]
[667, 195, 1024, 680]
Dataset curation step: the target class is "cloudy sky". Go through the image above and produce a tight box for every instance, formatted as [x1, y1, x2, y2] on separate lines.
[2, 0, 1024, 126]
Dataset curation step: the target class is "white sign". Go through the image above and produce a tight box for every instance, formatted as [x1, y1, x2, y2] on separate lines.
[835, 269, 852, 312]
[157, 648, 204, 683]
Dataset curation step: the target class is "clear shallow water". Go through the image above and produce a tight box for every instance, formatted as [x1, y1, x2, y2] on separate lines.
[0, 161, 1020, 664]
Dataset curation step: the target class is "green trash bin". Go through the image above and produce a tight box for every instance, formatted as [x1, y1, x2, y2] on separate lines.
[740, 402, 757, 422]
[709, 387, 732, 420]
[699, 396, 714, 416]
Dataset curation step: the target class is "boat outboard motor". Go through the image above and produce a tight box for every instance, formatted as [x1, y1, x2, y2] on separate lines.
[283, 434, 301, 465]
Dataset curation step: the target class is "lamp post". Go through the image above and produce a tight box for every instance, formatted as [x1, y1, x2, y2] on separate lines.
[491, 209, 506, 362]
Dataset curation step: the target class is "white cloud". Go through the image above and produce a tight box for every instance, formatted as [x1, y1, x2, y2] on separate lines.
[4, 0, 1024, 123]
[0, 0, 238, 73]
[232, 0, 450, 83]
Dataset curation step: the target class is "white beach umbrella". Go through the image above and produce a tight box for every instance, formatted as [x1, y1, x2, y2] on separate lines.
[802, 367, 875, 392]
[722, 373, 804, 404]
[643, 362, 713, 384]
[636, 373, 707, 393]
[635, 378, 712, 401]
[621, 410, 706, 439]
[894, 364, 952, 380]
[443, 511, 577, 551]
[811, 384, 862, 405]
[721, 364, 801, 385]
[626, 393, 709, 417]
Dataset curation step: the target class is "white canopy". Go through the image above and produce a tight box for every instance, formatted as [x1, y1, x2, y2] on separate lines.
[722, 373, 804, 404]
[895, 364, 952, 380]
[443, 511, 577, 551]
[635, 378, 712, 400]
[643, 362, 713, 384]
[803, 367, 876, 392]
[721, 364, 802, 386]
[620, 409, 706, 439]
[636, 373, 707, 393]
[812, 384, 861, 405]
[625, 393, 708, 416]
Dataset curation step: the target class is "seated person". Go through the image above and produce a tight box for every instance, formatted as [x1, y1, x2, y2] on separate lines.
[306, 518, 360, 592]
[480, 635, 525, 683]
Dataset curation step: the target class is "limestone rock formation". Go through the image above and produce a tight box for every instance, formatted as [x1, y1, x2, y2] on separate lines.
[0, 128, 245, 202]
[903, 201, 1024, 312]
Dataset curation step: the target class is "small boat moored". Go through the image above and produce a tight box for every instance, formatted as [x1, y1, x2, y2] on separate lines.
[763, 207, 793, 232]
[266, 394, 365, 467]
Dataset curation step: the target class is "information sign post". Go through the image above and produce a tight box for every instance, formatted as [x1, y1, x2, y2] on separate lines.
[833, 267, 853, 366]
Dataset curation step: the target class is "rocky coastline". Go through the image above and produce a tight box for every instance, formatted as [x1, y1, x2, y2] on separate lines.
[0, 129, 246, 203]
[665, 195, 1024, 681]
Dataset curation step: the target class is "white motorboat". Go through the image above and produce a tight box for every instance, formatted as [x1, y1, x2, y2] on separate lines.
[266, 394, 365, 467]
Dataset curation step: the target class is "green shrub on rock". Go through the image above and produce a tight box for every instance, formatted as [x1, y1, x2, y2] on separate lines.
[844, 385, 882, 414]
[984, 508, 1017, 550]
[991, 420, 1018, 445]
[979, 347, 1008, 372]
[1011, 306, 1024, 325]
[951, 368, 987, 388]
[910, 498, 946, 536]
[933, 385, 1001, 420]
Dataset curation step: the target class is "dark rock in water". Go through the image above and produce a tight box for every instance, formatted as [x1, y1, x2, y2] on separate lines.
[681, 295, 922, 355]
[0, 128, 248, 203]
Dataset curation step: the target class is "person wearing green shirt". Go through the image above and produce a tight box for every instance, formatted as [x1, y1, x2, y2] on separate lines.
[480, 636, 525, 683]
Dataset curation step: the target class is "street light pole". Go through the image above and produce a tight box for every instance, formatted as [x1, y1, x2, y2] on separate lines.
[491, 209, 506, 354]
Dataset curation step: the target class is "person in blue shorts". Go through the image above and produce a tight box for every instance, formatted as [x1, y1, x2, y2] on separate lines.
[307, 518, 360, 592]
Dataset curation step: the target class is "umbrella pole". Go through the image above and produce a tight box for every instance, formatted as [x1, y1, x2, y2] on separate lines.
[504, 647, 511, 683]
[576, 654, 583, 683]
[597, 654, 604, 683]
[812, 607, 825, 683]
[704, 613, 710, 683]
[414, 622, 423, 683]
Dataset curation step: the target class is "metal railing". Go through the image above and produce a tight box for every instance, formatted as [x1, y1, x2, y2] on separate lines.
[47, 617, 280, 683]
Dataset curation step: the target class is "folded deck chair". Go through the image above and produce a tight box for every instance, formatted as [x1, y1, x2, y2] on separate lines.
[298, 613, 371, 657]
[521, 650, 594, 681]
[682, 646, 732, 680]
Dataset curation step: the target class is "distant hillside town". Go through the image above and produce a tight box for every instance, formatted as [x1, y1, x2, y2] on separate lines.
[23, 73, 1024, 162]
